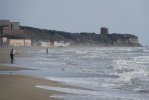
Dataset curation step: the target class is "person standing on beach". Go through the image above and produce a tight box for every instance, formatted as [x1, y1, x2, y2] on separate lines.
[10, 49, 14, 64]
[46, 48, 48, 54]
[10, 49, 19, 64]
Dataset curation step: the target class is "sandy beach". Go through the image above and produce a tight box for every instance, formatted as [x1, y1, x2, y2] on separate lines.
[0, 47, 66, 100]
[0, 64, 66, 100]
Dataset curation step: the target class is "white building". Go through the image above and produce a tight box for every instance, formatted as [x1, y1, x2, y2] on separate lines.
[40, 42, 52, 47]
[54, 41, 70, 47]
[8, 39, 31, 46]
[2, 37, 7, 43]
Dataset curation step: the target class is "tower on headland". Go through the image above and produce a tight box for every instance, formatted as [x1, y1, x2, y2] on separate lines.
[100, 27, 108, 35]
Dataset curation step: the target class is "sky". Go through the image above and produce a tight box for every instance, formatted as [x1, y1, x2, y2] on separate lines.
[0, 0, 148, 45]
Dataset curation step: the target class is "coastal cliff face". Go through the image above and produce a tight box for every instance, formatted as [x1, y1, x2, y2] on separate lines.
[103, 34, 141, 46]
[115, 36, 140, 46]
[21, 26, 141, 47]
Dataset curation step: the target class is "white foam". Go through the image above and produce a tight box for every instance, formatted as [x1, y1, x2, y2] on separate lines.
[46, 77, 100, 88]
[36, 85, 149, 100]
[50, 94, 112, 100]
[113, 59, 135, 70]
[134, 56, 149, 64]
[110, 54, 149, 90]
[143, 49, 149, 53]
[118, 69, 148, 83]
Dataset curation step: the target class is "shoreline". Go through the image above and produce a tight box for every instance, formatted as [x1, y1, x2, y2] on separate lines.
[0, 65, 31, 71]
[0, 65, 69, 100]
[0, 47, 87, 100]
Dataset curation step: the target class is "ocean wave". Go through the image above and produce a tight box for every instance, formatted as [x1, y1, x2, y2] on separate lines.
[111, 55, 149, 90]
[36, 85, 149, 100]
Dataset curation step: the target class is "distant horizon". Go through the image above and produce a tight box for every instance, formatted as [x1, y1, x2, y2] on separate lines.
[0, 0, 148, 46]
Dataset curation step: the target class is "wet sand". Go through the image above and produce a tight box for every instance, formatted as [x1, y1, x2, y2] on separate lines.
[0, 75, 63, 100]
[0, 65, 30, 71]
[0, 63, 67, 100]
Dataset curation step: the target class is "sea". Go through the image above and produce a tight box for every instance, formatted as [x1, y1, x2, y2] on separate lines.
[2, 46, 149, 100]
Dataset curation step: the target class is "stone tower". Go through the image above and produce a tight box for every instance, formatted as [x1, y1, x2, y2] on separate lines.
[100, 27, 108, 35]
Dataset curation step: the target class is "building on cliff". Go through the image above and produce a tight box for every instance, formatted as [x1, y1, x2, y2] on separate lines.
[0, 20, 24, 35]
[0, 20, 19, 30]
[0, 20, 31, 46]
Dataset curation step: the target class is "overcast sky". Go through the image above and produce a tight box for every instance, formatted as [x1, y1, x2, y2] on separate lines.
[0, 0, 148, 45]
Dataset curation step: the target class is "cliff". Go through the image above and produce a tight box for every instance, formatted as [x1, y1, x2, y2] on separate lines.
[21, 26, 141, 47]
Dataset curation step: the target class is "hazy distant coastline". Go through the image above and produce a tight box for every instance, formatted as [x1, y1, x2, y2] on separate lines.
[18, 26, 141, 47]
[1, 19, 141, 47]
